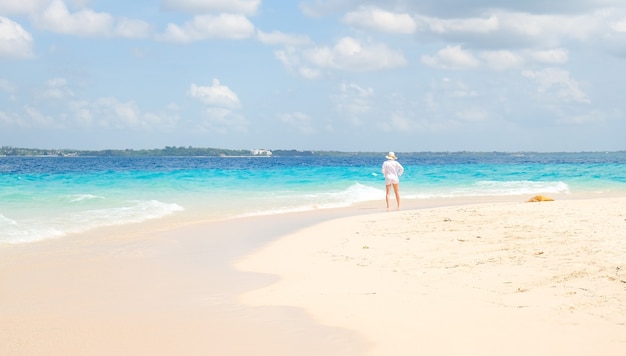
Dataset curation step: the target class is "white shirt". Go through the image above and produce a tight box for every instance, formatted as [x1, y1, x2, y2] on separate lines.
[382, 159, 404, 185]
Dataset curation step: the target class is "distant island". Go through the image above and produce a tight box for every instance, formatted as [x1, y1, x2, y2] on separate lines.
[2, 146, 623, 158]
[0, 146, 380, 157]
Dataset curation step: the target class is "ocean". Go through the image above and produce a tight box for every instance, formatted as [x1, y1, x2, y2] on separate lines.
[1, 152, 625, 244]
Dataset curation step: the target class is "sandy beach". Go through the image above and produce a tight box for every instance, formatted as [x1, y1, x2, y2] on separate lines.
[237, 195, 626, 355]
[0, 208, 371, 355]
[2, 195, 626, 355]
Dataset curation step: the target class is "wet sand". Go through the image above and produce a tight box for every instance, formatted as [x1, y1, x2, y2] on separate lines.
[2, 195, 626, 355]
[0, 210, 372, 355]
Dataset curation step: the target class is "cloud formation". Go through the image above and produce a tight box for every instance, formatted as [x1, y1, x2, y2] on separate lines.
[31, 0, 151, 38]
[189, 80, 240, 108]
[0, 16, 33, 59]
[342, 6, 417, 34]
[161, 0, 261, 15]
[159, 14, 255, 43]
[257, 30, 312, 46]
[522, 68, 590, 104]
[275, 37, 407, 78]
[0, 0, 625, 151]
[279, 112, 316, 134]
[0, 0, 52, 15]
[188, 80, 248, 133]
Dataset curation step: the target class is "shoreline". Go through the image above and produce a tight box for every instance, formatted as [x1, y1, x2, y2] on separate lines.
[2, 193, 626, 355]
[1, 201, 385, 355]
[237, 194, 626, 355]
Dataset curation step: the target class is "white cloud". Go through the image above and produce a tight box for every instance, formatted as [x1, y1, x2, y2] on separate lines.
[279, 112, 316, 134]
[298, 67, 322, 79]
[0, 78, 16, 93]
[455, 108, 488, 122]
[416, 14, 499, 34]
[275, 48, 297, 69]
[0, 78, 178, 131]
[31, 0, 151, 39]
[414, 77, 488, 131]
[0, 0, 51, 15]
[299, 0, 353, 18]
[188, 80, 241, 109]
[94, 97, 141, 128]
[426, 47, 568, 71]
[187, 79, 249, 133]
[40, 77, 74, 100]
[306, 37, 407, 71]
[68, 99, 93, 126]
[422, 45, 480, 69]
[161, 0, 261, 16]
[198, 107, 249, 134]
[275, 37, 406, 78]
[498, 11, 599, 42]
[114, 18, 152, 39]
[409, 9, 617, 51]
[462, 10, 612, 48]
[0, 110, 15, 126]
[522, 68, 590, 103]
[24, 105, 58, 128]
[4, 0, 626, 151]
[377, 113, 419, 133]
[159, 14, 254, 43]
[333, 82, 374, 126]
[66, 97, 177, 129]
[342, 6, 417, 34]
[438, 77, 478, 98]
[0, 109, 40, 128]
[275, 48, 322, 79]
[33, 0, 113, 37]
[0, 16, 34, 59]
[68, 97, 140, 129]
[611, 19, 626, 32]
[481, 50, 523, 71]
[527, 48, 569, 64]
[556, 110, 605, 125]
[257, 30, 312, 46]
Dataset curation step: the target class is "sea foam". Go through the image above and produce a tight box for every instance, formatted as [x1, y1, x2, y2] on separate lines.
[236, 183, 384, 218]
[0, 200, 183, 244]
[407, 180, 570, 199]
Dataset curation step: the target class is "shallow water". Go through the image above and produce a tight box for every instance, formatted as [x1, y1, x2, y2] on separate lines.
[1, 152, 625, 243]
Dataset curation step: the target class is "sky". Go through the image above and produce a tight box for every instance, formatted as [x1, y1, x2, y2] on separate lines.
[1, 0, 626, 152]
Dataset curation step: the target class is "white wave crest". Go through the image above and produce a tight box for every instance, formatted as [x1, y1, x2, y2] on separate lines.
[68, 194, 105, 203]
[407, 180, 570, 199]
[0, 213, 18, 226]
[236, 183, 383, 218]
[0, 200, 184, 244]
[473, 180, 570, 195]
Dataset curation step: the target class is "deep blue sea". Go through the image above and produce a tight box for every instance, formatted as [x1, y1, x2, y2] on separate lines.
[1, 152, 625, 244]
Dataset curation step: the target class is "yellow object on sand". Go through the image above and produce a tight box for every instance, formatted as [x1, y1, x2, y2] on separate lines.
[527, 195, 555, 202]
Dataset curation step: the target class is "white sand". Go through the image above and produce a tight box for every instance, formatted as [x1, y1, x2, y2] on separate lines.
[236, 196, 626, 355]
[2, 196, 626, 355]
[0, 214, 368, 356]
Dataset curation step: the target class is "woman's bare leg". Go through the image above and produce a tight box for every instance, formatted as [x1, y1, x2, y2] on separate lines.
[392, 183, 400, 210]
[385, 184, 391, 209]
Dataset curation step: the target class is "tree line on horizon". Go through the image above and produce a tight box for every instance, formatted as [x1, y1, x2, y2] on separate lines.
[0, 146, 377, 157]
[3, 146, 620, 159]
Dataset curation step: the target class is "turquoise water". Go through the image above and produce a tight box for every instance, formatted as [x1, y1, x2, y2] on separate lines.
[1, 152, 625, 243]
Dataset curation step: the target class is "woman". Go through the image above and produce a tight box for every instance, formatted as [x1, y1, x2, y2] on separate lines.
[382, 152, 404, 210]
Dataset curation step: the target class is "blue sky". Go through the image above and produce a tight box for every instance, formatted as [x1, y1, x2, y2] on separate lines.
[1, 0, 626, 152]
